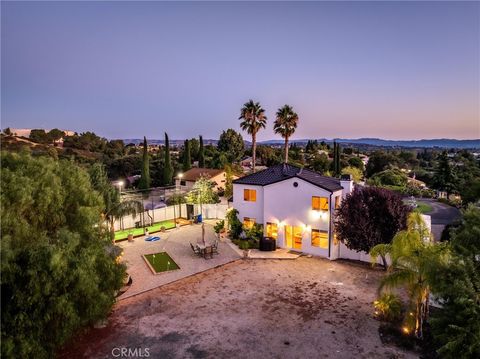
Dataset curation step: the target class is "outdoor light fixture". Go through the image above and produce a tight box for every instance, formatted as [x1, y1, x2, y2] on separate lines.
[116, 180, 124, 193]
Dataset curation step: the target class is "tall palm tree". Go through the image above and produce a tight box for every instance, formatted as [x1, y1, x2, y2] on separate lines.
[370, 212, 439, 339]
[239, 100, 267, 172]
[274, 105, 299, 163]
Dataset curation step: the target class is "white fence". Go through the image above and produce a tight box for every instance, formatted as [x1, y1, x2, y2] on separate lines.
[337, 214, 432, 264]
[114, 203, 229, 231]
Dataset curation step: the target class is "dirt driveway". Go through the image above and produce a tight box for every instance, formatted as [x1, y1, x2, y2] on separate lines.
[60, 258, 416, 359]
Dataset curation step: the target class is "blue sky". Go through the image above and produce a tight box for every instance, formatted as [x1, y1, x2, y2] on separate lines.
[2, 1, 479, 140]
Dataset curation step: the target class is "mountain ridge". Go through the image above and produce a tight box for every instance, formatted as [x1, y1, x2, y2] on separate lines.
[121, 137, 480, 149]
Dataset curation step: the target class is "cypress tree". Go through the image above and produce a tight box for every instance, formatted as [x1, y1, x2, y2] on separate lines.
[183, 139, 191, 171]
[333, 141, 338, 176]
[336, 142, 342, 177]
[163, 133, 173, 185]
[138, 136, 151, 189]
[198, 135, 205, 168]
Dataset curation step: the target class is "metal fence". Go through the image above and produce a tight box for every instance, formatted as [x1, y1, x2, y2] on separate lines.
[114, 203, 228, 231]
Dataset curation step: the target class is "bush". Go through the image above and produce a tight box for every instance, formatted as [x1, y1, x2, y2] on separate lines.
[214, 220, 225, 234]
[374, 293, 403, 322]
[245, 223, 263, 241]
[370, 168, 408, 187]
[226, 208, 243, 239]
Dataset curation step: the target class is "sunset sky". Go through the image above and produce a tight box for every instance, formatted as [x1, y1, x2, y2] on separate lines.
[2, 1, 479, 140]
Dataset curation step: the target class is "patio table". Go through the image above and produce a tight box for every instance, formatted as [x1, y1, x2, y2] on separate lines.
[197, 243, 213, 259]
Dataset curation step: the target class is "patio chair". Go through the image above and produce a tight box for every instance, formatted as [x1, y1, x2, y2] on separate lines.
[190, 243, 201, 257]
[211, 239, 219, 255]
[203, 246, 214, 259]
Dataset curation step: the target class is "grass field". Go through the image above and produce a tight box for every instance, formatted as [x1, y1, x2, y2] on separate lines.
[114, 220, 176, 241]
[415, 201, 433, 214]
[144, 252, 180, 273]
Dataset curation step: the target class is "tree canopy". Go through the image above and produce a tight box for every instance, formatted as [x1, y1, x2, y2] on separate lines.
[1, 152, 125, 358]
[217, 129, 245, 163]
[335, 187, 410, 253]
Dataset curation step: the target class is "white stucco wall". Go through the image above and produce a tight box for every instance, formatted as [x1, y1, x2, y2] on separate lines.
[233, 183, 264, 224]
[233, 178, 347, 259]
[263, 177, 343, 258]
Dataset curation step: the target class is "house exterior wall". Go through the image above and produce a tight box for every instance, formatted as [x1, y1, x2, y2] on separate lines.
[175, 171, 232, 192]
[210, 172, 227, 190]
[264, 178, 341, 258]
[233, 183, 264, 225]
[232, 177, 347, 259]
[175, 179, 195, 192]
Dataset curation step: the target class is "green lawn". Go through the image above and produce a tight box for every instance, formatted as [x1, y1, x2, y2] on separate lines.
[144, 252, 180, 273]
[114, 220, 176, 241]
[415, 201, 433, 214]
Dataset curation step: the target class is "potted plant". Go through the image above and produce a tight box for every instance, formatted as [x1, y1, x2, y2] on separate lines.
[127, 232, 134, 242]
[239, 240, 250, 258]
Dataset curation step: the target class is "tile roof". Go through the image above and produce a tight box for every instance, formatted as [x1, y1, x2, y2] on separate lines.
[233, 163, 344, 192]
[177, 168, 224, 182]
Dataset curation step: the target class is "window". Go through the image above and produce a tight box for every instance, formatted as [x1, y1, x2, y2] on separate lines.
[312, 229, 329, 249]
[312, 196, 328, 211]
[266, 222, 278, 239]
[243, 217, 256, 229]
[335, 196, 341, 209]
[244, 189, 257, 202]
[180, 180, 186, 186]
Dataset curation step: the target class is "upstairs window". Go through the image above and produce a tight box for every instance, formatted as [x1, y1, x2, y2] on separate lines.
[312, 196, 328, 211]
[244, 189, 257, 202]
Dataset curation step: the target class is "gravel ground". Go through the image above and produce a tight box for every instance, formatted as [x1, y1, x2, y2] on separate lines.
[60, 258, 417, 359]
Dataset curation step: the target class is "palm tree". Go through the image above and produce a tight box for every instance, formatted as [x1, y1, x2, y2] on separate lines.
[274, 105, 299, 163]
[370, 212, 439, 339]
[105, 199, 143, 243]
[239, 100, 267, 172]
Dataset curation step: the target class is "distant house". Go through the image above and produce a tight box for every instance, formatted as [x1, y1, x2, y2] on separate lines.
[407, 177, 426, 188]
[176, 168, 235, 192]
[240, 156, 261, 168]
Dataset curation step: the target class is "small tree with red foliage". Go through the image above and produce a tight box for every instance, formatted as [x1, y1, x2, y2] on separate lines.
[335, 186, 409, 254]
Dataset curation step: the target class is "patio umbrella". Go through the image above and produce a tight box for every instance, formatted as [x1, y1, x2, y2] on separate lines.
[202, 223, 206, 246]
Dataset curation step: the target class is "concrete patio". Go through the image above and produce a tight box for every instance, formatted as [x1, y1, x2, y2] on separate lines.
[117, 222, 241, 299]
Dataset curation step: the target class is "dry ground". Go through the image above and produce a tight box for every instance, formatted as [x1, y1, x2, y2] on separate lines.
[60, 257, 416, 359]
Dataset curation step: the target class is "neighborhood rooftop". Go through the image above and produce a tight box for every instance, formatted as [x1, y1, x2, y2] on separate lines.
[176, 167, 224, 181]
[233, 163, 344, 192]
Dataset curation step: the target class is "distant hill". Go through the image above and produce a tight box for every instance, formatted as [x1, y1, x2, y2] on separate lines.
[258, 138, 480, 149]
[122, 139, 219, 146]
[121, 137, 480, 149]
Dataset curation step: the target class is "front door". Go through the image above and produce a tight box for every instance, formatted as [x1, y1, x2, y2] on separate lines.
[285, 225, 302, 250]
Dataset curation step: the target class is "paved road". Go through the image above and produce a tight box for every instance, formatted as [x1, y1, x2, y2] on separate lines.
[419, 198, 461, 225]
[416, 198, 461, 241]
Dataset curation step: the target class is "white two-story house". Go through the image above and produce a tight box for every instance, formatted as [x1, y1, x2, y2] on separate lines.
[232, 163, 354, 260]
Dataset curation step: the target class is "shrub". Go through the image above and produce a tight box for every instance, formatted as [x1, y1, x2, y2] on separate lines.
[245, 223, 263, 241]
[370, 168, 408, 187]
[226, 208, 243, 239]
[374, 293, 403, 322]
[214, 220, 225, 234]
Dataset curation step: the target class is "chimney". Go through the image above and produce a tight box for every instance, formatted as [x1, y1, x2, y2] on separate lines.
[340, 174, 354, 198]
